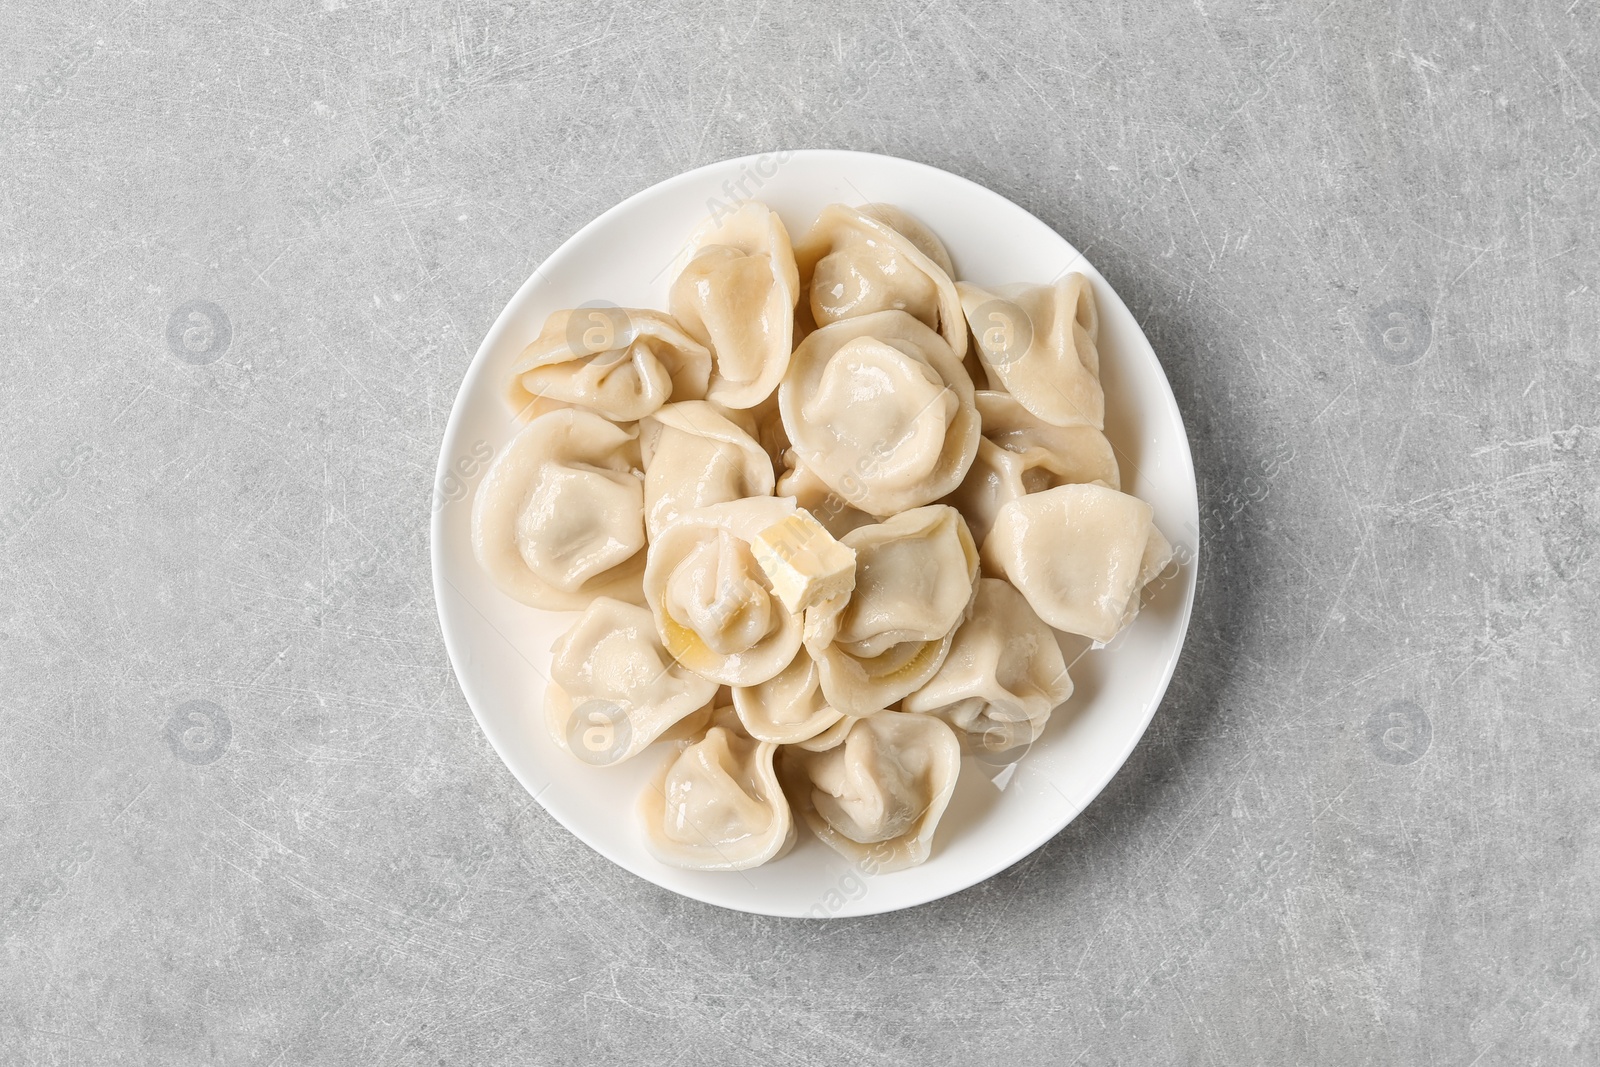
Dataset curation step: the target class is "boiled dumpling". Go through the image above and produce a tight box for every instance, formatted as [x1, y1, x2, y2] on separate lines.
[472, 409, 646, 610]
[980, 482, 1173, 643]
[779, 310, 979, 517]
[639, 713, 794, 871]
[976, 390, 1118, 488]
[783, 712, 961, 873]
[902, 578, 1073, 754]
[943, 391, 1120, 545]
[958, 274, 1103, 429]
[669, 202, 800, 409]
[794, 203, 966, 358]
[805, 504, 979, 716]
[1119, 522, 1175, 631]
[639, 401, 775, 538]
[506, 307, 711, 423]
[544, 598, 718, 764]
[643, 497, 803, 686]
[730, 646, 843, 745]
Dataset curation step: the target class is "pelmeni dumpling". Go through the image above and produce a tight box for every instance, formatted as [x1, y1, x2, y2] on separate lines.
[944, 391, 1120, 545]
[794, 203, 966, 358]
[669, 202, 800, 409]
[1119, 522, 1175, 632]
[639, 401, 775, 539]
[957, 274, 1103, 429]
[472, 409, 646, 610]
[639, 712, 794, 871]
[977, 391, 1118, 487]
[544, 598, 719, 764]
[805, 505, 980, 716]
[779, 311, 979, 517]
[506, 307, 711, 423]
[774, 460, 876, 539]
[981, 482, 1173, 643]
[731, 646, 843, 745]
[644, 497, 803, 686]
[783, 712, 961, 873]
[902, 579, 1073, 754]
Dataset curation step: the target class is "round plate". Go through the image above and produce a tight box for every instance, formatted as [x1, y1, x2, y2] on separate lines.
[431, 150, 1198, 918]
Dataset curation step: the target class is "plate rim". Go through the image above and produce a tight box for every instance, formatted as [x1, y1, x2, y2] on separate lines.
[430, 148, 1199, 917]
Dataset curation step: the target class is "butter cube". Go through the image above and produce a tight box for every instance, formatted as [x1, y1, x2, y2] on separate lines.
[751, 508, 857, 614]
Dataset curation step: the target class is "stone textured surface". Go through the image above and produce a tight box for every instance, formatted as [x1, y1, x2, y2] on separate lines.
[3, 1, 1597, 1063]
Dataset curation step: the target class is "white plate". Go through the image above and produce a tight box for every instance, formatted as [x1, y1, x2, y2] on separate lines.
[431, 150, 1198, 918]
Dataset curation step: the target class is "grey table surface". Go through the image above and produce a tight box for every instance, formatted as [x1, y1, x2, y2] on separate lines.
[3, 1, 1597, 1064]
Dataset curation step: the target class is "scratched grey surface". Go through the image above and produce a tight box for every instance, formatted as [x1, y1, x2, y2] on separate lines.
[2, 1, 1597, 1063]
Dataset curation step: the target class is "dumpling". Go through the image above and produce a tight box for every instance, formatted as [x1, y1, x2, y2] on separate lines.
[980, 483, 1173, 643]
[669, 202, 800, 409]
[976, 391, 1119, 488]
[643, 497, 803, 686]
[506, 307, 711, 423]
[805, 505, 979, 716]
[731, 646, 843, 744]
[639, 401, 775, 538]
[943, 391, 1120, 545]
[794, 203, 966, 358]
[779, 310, 979, 517]
[639, 712, 794, 871]
[472, 409, 646, 610]
[902, 579, 1074, 755]
[774, 459, 876, 539]
[1118, 522, 1175, 631]
[957, 274, 1103, 429]
[783, 712, 961, 873]
[544, 598, 718, 765]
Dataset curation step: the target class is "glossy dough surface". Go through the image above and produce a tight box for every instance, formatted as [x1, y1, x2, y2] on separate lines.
[794, 203, 966, 358]
[902, 578, 1074, 754]
[545, 597, 718, 764]
[643, 497, 803, 686]
[640, 714, 795, 871]
[506, 307, 711, 423]
[472, 409, 647, 610]
[779, 311, 979, 517]
[958, 274, 1103, 429]
[806, 505, 980, 716]
[670, 202, 800, 409]
[640, 401, 775, 539]
[981, 482, 1172, 644]
[944, 390, 1120, 546]
[784, 712, 961, 873]
[732, 647, 844, 745]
